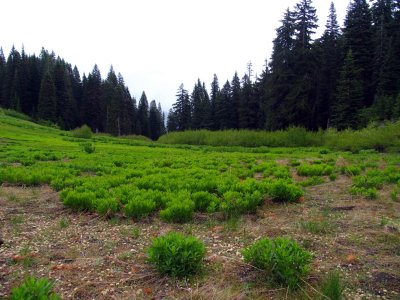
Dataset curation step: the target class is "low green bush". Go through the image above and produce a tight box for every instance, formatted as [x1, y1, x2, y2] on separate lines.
[147, 232, 205, 277]
[298, 176, 325, 187]
[60, 188, 95, 210]
[10, 276, 60, 300]
[72, 124, 93, 139]
[349, 186, 378, 199]
[220, 191, 264, 219]
[191, 191, 219, 212]
[124, 196, 157, 219]
[82, 142, 95, 154]
[269, 180, 303, 203]
[242, 236, 312, 289]
[297, 164, 334, 177]
[160, 197, 195, 223]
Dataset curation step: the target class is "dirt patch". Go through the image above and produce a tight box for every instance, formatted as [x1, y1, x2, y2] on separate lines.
[1, 178, 400, 299]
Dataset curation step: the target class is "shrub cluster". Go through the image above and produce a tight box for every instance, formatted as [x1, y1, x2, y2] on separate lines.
[72, 124, 93, 139]
[242, 237, 312, 289]
[147, 232, 205, 277]
[10, 276, 60, 300]
[269, 180, 304, 203]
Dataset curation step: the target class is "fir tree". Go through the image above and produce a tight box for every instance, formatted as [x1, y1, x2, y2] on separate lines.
[37, 71, 57, 122]
[230, 72, 241, 129]
[331, 50, 364, 129]
[137, 91, 150, 136]
[172, 84, 191, 131]
[149, 100, 162, 140]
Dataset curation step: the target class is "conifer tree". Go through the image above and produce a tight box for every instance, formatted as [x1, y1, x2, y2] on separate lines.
[210, 74, 221, 130]
[230, 72, 241, 129]
[82, 65, 103, 132]
[218, 81, 231, 129]
[343, 0, 374, 106]
[137, 91, 150, 136]
[37, 71, 57, 122]
[149, 100, 162, 140]
[172, 84, 191, 131]
[331, 50, 363, 129]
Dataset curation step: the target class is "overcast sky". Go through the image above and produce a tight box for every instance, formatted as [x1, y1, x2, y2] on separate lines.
[1, 0, 349, 111]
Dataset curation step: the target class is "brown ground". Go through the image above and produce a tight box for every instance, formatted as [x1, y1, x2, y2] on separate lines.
[0, 176, 399, 299]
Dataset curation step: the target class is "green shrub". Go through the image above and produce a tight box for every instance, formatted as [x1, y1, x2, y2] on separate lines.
[319, 271, 344, 300]
[349, 186, 378, 199]
[72, 124, 93, 139]
[160, 198, 195, 223]
[297, 164, 333, 176]
[220, 191, 264, 219]
[191, 191, 219, 212]
[82, 142, 95, 154]
[94, 197, 119, 215]
[60, 188, 95, 210]
[10, 276, 60, 300]
[147, 232, 205, 277]
[124, 196, 157, 219]
[340, 165, 362, 176]
[269, 180, 303, 203]
[242, 237, 312, 289]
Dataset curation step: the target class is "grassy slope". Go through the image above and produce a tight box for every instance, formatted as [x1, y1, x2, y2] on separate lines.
[0, 112, 400, 299]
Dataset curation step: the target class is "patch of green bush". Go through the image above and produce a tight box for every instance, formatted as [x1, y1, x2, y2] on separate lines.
[10, 276, 60, 300]
[81, 142, 95, 154]
[298, 176, 325, 187]
[220, 191, 264, 219]
[160, 195, 195, 223]
[242, 237, 312, 289]
[269, 180, 304, 203]
[124, 195, 157, 219]
[72, 124, 93, 139]
[297, 164, 334, 176]
[191, 191, 219, 212]
[60, 188, 95, 211]
[147, 232, 205, 277]
[349, 186, 378, 199]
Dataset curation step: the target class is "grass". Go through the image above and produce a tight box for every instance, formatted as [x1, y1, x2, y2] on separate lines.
[1, 110, 400, 299]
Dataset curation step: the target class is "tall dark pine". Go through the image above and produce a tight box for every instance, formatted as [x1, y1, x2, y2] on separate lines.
[37, 71, 57, 122]
[82, 65, 103, 132]
[167, 108, 178, 132]
[172, 84, 191, 131]
[343, 0, 374, 106]
[331, 50, 363, 130]
[315, 2, 342, 128]
[286, 0, 319, 129]
[209, 74, 221, 130]
[2, 46, 21, 109]
[191, 79, 206, 130]
[266, 9, 295, 130]
[149, 100, 162, 140]
[230, 72, 241, 129]
[218, 81, 231, 129]
[137, 91, 150, 136]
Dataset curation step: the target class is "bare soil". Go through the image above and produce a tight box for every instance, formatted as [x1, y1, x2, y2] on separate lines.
[1, 177, 399, 299]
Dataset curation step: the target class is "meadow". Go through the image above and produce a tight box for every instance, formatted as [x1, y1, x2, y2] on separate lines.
[0, 109, 399, 299]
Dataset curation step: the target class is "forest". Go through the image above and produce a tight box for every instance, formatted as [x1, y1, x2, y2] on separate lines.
[168, 0, 400, 132]
[1, 0, 399, 138]
[0, 48, 166, 140]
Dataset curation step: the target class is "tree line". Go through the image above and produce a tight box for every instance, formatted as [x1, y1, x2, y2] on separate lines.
[168, 0, 400, 132]
[0, 47, 166, 140]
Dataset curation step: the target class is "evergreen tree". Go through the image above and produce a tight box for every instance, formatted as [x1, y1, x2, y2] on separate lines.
[2, 46, 21, 109]
[82, 65, 103, 132]
[266, 9, 296, 129]
[37, 71, 57, 122]
[315, 2, 342, 128]
[149, 100, 162, 140]
[167, 108, 178, 132]
[230, 72, 241, 129]
[209, 74, 221, 130]
[0, 47, 5, 106]
[331, 50, 364, 129]
[191, 79, 205, 130]
[343, 0, 374, 106]
[172, 84, 191, 131]
[136, 91, 150, 136]
[218, 81, 231, 129]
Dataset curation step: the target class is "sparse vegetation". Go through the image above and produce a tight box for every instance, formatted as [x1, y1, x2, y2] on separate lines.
[10, 276, 60, 300]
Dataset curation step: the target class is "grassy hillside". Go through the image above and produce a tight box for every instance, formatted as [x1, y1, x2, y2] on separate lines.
[0, 111, 399, 299]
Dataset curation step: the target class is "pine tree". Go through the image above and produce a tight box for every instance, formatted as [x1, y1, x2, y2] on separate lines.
[343, 0, 374, 106]
[218, 81, 231, 129]
[149, 100, 162, 140]
[315, 2, 342, 128]
[82, 65, 103, 132]
[331, 50, 364, 129]
[266, 9, 296, 129]
[2, 46, 21, 109]
[167, 108, 178, 132]
[137, 91, 150, 136]
[37, 71, 57, 122]
[209, 74, 221, 130]
[171, 84, 191, 131]
[191, 79, 205, 130]
[230, 72, 241, 129]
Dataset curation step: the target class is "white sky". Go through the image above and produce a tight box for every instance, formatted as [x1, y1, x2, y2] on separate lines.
[1, 0, 349, 111]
